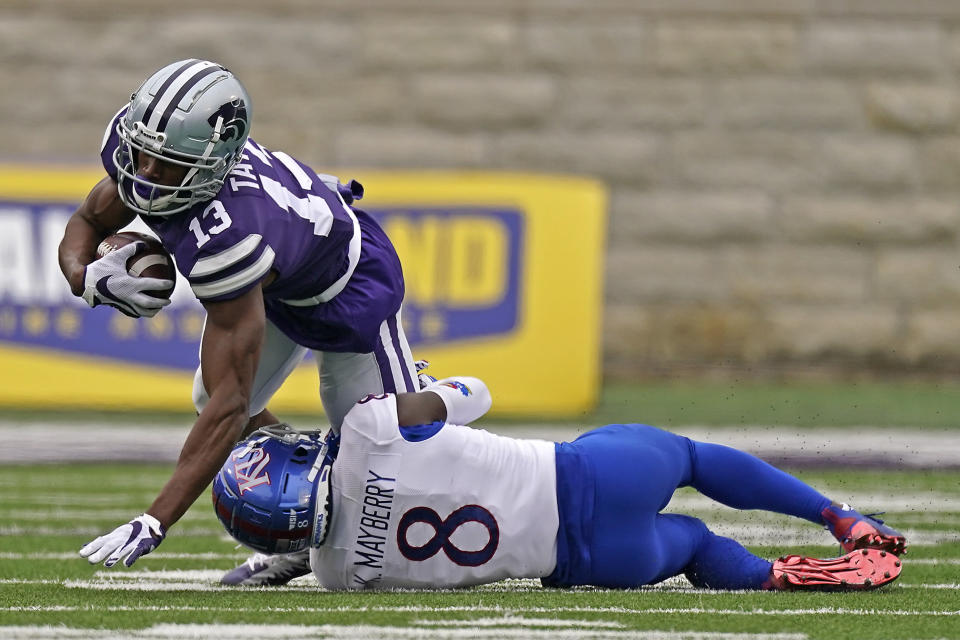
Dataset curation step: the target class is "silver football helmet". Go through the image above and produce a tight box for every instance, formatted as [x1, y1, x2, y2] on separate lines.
[113, 59, 252, 216]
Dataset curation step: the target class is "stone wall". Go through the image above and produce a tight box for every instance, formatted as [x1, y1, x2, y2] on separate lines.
[3, 0, 960, 379]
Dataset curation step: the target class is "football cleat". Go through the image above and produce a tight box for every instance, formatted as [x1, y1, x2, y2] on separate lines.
[822, 503, 907, 555]
[769, 548, 902, 591]
[220, 550, 312, 586]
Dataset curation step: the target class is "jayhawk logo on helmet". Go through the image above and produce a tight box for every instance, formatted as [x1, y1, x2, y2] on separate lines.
[232, 446, 271, 495]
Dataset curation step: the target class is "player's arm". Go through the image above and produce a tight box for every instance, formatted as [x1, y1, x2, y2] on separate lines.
[79, 285, 265, 568]
[58, 177, 134, 296]
[395, 390, 446, 427]
[396, 376, 492, 427]
[58, 178, 171, 317]
[148, 284, 267, 528]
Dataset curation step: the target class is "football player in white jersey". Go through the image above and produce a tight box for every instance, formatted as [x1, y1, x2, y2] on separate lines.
[212, 376, 907, 591]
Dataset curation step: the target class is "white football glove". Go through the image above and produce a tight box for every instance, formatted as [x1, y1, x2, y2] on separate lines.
[81, 241, 173, 318]
[79, 513, 166, 568]
[415, 359, 437, 389]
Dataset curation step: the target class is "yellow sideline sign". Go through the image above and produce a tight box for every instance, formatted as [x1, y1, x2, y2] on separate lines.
[0, 167, 606, 416]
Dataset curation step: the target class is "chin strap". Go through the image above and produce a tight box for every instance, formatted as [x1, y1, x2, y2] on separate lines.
[308, 430, 338, 548]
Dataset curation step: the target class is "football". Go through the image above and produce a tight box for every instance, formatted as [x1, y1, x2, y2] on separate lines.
[96, 231, 176, 300]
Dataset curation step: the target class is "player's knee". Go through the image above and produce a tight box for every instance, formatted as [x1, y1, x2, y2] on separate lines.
[675, 514, 710, 541]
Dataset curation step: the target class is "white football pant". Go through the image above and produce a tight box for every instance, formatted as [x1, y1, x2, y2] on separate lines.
[192, 308, 417, 431]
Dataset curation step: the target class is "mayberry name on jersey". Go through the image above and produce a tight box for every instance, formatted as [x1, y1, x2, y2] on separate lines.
[351, 469, 397, 588]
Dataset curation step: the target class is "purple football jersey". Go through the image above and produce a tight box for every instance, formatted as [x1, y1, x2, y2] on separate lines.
[100, 109, 405, 352]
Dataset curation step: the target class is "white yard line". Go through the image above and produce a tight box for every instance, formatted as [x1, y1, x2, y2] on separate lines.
[691, 525, 958, 547]
[0, 509, 213, 521]
[13, 521, 950, 549]
[0, 574, 950, 596]
[0, 626, 811, 640]
[1, 495, 151, 506]
[0, 605, 956, 617]
[2, 423, 960, 467]
[899, 583, 960, 589]
[5, 492, 959, 516]
[413, 617, 625, 628]
[0, 525, 223, 537]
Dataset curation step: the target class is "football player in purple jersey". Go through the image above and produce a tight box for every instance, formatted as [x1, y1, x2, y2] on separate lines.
[59, 60, 420, 584]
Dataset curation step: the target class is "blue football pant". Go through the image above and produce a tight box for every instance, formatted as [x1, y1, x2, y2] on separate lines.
[571, 423, 832, 589]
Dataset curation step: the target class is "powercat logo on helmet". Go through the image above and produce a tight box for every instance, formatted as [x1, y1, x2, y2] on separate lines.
[208, 99, 247, 142]
[233, 446, 271, 494]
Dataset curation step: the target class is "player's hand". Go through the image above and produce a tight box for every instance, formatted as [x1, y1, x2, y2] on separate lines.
[415, 359, 437, 389]
[79, 513, 166, 568]
[80, 241, 173, 318]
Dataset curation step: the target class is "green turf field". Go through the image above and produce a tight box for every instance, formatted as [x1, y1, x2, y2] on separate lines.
[0, 461, 956, 639]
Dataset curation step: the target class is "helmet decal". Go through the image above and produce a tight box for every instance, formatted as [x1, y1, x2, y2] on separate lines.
[208, 98, 248, 143]
[233, 447, 272, 494]
[144, 60, 222, 132]
[150, 66, 221, 131]
[139, 59, 201, 129]
[211, 425, 327, 554]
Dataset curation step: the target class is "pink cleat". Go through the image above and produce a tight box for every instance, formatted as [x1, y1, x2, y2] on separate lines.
[821, 504, 907, 556]
[769, 548, 902, 591]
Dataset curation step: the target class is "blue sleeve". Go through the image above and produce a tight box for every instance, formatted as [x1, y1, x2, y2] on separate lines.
[398, 421, 445, 442]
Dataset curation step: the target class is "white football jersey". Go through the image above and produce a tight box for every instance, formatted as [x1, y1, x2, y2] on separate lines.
[311, 394, 558, 590]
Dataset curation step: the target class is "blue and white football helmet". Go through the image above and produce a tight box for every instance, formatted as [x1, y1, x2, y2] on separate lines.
[212, 425, 332, 554]
[114, 59, 252, 216]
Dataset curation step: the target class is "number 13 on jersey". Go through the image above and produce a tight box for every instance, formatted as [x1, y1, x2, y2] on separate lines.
[189, 200, 233, 248]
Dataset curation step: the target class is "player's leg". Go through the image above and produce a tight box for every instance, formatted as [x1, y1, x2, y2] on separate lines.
[588, 504, 899, 591]
[685, 439, 832, 523]
[673, 515, 902, 591]
[555, 424, 697, 587]
[192, 318, 308, 431]
[569, 426, 861, 590]
[314, 306, 418, 431]
[555, 424, 902, 590]
[552, 425, 758, 588]
[686, 438, 906, 554]
[616, 426, 904, 553]
[661, 514, 775, 590]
